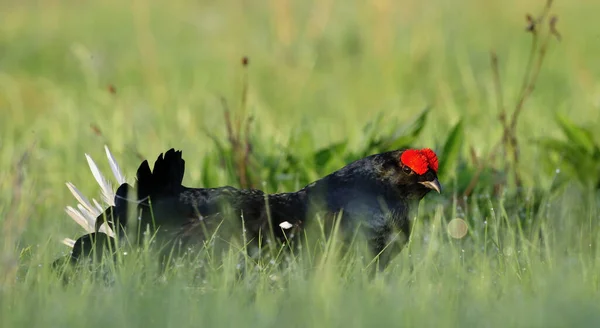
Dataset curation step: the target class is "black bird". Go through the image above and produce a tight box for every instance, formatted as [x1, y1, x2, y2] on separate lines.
[61, 147, 441, 270]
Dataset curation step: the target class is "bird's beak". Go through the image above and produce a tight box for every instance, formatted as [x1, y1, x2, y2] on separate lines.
[420, 178, 442, 193]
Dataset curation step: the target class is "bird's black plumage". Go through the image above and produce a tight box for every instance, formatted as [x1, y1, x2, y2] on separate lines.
[62, 147, 441, 270]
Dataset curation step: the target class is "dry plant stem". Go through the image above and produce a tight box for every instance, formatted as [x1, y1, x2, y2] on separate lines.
[220, 57, 255, 189]
[503, 20, 539, 189]
[243, 116, 254, 188]
[491, 52, 506, 135]
[536, 0, 554, 26]
[507, 22, 553, 189]
[549, 16, 561, 41]
[239, 58, 249, 134]
[222, 98, 237, 149]
[506, 0, 556, 189]
[465, 0, 558, 196]
[239, 58, 253, 189]
[469, 146, 480, 167]
[490, 52, 510, 173]
[463, 142, 502, 198]
[222, 98, 246, 189]
[509, 32, 553, 131]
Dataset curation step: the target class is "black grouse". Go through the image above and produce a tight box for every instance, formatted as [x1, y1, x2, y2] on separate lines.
[62, 147, 441, 269]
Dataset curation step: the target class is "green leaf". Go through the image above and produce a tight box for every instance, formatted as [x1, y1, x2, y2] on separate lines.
[437, 120, 464, 179]
[536, 138, 575, 154]
[314, 141, 348, 167]
[381, 107, 430, 150]
[555, 114, 596, 154]
[362, 113, 384, 139]
[355, 113, 385, 156]
[536, 137, 597, 188]
[201, 154, 213, 187]
[288, 130, 315, 157]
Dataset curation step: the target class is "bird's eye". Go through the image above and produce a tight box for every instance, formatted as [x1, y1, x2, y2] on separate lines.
[402, 165, 413, 174]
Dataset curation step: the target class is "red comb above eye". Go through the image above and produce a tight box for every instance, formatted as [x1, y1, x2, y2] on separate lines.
[420, 148, 439, 173]
[400, 148, 439, 175]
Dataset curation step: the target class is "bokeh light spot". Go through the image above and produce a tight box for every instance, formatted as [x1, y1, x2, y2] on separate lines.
[447, 218, 468, 239]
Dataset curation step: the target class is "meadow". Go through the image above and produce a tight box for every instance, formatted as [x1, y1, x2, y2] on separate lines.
[1, 0, 600, 326]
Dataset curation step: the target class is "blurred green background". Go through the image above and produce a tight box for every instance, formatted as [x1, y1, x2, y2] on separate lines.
[1, 0, 600, 326]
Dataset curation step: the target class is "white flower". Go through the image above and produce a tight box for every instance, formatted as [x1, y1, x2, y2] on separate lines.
[62, 146, 126, 248]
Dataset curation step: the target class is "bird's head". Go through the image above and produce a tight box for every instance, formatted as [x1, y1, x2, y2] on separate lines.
[375, 148, 441, 199]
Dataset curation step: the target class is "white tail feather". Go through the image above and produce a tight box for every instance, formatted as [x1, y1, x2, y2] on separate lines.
[62, 145, 125, 248]
[85, 153, 115, 206]
[62, 238, 76, 248]
[97, 222, 115, 236]
[105, 145, 126, 185]
[93, 199, 104, 212]
[66, 183, 96, 216]
[65, 206, 94, 232]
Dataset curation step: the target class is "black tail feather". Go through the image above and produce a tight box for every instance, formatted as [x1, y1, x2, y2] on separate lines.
[92, 149, 185, 234]
[94, 182, 134, 233]
[70, 232, 117, 263]
[136, 148, 185, 204]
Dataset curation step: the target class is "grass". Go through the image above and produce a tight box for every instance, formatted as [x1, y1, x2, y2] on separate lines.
[1, 0, 600, 326]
